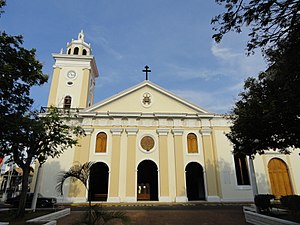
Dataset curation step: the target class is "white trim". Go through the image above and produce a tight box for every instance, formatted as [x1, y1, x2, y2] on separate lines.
[156, 129, 169, 136]
[172, 129, 184, 136]
[125, 128, 139, 135]
[107, 197, 120, 203]
[206, 196, 221, 202]
[84, 128, 94, 135]
[200, 128, 212, 136]
[124, 197, 136, 202]
[175, 196, 188, 202]
[221, 198, 253, 202]
[57, 197, 86, 203]
[159, 196, 172, 202]
[110, 128, 123, 135]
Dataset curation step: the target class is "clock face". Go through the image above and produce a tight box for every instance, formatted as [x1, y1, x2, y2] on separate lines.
[67, 70, 76, 79]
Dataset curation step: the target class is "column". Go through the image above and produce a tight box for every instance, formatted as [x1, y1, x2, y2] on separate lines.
[69, 128, 94, 198]
[201, 127, 220, 202]
[172, 129, 188, 202]
[157, 129, 171, 202]
[125, 128, 138, 202]
[108, 128, 123, 202]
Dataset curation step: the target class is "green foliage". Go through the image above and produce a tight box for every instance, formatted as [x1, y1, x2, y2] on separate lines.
[1, 107, 85, 167]
[212, 0, 300, 53]
[226, 24, 300, 155]
[75, 205, 131, 225]
[56, 163, 131, 225]
[0, 1, 85, 218]
[56, 161, 95, 196]
[254, 194, 275, 212]
[280, 195, 300, 212]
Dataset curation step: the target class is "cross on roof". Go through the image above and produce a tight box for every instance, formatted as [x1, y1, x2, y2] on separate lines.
[143, 65, 151, 80]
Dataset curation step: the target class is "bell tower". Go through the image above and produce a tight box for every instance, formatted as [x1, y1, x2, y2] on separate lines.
[47, 30, 99, 109]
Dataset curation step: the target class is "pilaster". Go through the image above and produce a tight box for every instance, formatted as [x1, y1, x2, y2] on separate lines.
[200, 127, 220, 201]
[79, 67, 91, 108]
[70, 128, 94, 198]
[172, 129, 188, 202]
[125, 128, 138, 202]
[47, 66, 61, 107]
[157, 129, 170, 201]
[108, 128, 123, 202]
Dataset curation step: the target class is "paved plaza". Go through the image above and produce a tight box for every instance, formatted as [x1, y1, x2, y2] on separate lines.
[57, 203, 250, 225]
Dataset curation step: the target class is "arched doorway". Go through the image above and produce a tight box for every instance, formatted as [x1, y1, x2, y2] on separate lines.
[89, 162, 109, 201]
[185, 162, 206, 201]
[137, 160, 158, 201]
[268, 158, 293, 197]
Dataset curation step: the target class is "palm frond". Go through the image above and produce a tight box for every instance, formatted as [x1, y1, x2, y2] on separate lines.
[56, 161, 95, 195]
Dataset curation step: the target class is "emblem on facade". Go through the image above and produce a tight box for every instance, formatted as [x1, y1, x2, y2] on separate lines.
[140, 136, 155, 151]
[142, 92, 152, 107]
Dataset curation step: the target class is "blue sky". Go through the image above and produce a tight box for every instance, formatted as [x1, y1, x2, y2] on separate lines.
[0, 0, 266, 114]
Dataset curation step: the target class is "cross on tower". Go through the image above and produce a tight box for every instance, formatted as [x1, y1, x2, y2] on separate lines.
[143, 65, 151, 80]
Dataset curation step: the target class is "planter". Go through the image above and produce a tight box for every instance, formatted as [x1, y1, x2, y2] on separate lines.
[243, 206, 299, 225]
[27, 208, 70, 224]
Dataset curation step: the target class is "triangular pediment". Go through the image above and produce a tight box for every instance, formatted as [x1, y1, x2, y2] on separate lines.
[84, 81, 212, 115]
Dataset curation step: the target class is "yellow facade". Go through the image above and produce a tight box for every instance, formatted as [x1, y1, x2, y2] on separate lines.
[39, 32, 300, 204]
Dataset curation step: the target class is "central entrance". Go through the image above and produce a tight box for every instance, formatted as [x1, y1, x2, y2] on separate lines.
[137, 160, 158, 201]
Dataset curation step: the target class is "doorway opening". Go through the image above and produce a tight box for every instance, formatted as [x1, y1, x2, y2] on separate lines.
[185, 162, 206, 201]
[89, 162, 109, 201]
[137, 160, 158, 201]
[268, 158, 293, 197]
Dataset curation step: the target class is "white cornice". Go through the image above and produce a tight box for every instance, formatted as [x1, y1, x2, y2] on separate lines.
[110, 128, 123, 135]
[52, 54, 99, 77]
[172, 129, 184, 136]
[156, 129, 169, 136]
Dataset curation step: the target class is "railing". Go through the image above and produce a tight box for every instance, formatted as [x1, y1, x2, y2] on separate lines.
[40, 107, 84, 114]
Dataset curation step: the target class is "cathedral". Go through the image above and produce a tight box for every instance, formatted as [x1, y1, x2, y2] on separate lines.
[37, 31, 300, 203]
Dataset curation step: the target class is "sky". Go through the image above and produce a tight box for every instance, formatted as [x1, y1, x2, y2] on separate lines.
[0, 0, 266, 114]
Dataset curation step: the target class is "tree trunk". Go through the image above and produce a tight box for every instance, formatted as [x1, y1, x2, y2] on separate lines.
[16, 166, 30, 218]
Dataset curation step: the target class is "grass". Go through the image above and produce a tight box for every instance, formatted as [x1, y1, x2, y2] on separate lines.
[0, 209, 56, 225]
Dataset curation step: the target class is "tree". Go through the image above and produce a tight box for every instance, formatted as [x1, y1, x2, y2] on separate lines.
[56, 162, 130, 225]
[1, 107, 84, 217]
[0, 1, 74, 217]
[212, 0, 300, 53]
[226, 24, 300, 155]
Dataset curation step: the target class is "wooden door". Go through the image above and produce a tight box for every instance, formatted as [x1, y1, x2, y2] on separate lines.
[268, 158, 293, 197]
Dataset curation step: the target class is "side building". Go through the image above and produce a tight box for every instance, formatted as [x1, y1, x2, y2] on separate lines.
[36, 31, 300, 203]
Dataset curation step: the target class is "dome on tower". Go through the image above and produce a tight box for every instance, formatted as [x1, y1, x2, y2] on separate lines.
[65, 30, 92, 56]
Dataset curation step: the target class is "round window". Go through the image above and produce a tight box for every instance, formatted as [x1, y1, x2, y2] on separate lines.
[140, 136, 155, 151]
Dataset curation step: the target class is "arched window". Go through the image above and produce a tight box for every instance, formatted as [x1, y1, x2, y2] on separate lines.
[63, 96, 72, 109]
[187, 133, 198, 153]
[234, 154, 250, 185]
[74, 47, 79, 55]
[67, 49, 71, 54]
[95, 132, 107, 153]
[82, 49, 87, 55]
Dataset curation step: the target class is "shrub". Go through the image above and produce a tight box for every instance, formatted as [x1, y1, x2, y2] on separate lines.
[280, 195, 300, 213]
[254, 194, 275, 212]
